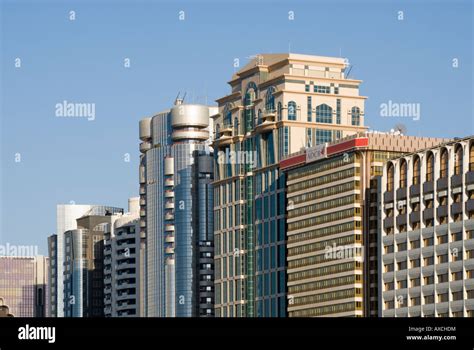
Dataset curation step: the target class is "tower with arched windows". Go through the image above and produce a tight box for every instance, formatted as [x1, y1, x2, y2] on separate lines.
[212, 53, 368, 317]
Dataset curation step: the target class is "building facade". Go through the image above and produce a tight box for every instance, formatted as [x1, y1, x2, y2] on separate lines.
[104, 197, 145, 317]
[281, 132, 446, 317]
[49, 204, 94, 317]
[63, 206, 123, 317]
[139, 99, 216, 317]
[0, 256, 49, 317]
[212, 53, 367, 317]
[380, 136, 474, 317]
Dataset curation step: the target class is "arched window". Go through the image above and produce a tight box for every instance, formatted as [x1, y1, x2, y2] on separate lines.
[288, 101, 297, 121]
[265, 87, 275, 112]
[400, 159, 407, 188]
[440, 148, 448, 178]
[277, 102, 282, 121]
[387, 162, 394, 191]
[244, 82, 258, 105]
[316, 104, 333, 124]
[470, 142, 474, 172]
[454, 144, 463, 175]
[351, 107, 361, 126]
[224, 104, 232, 127]
[426, 152, 434, 182]
[244, 82, 257, 132]
[233, 117, 239, 136]
[413, 156, 420, 185]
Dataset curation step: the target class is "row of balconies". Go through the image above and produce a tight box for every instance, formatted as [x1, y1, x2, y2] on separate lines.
[385, 171, 474, 202]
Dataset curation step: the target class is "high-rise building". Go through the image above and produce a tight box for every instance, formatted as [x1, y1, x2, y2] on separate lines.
[212, 53, 367, 317]
[280, 132, 446, 317]
[62, 206, 123, 317]
[49, 204, 94, 317]
[104, 197, 145, 317]
[0, 256, 49, 317]
[380, 136, 474, 317]
[139, 98, 216, 317]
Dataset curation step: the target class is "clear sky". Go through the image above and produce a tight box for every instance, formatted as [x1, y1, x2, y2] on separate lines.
[1, 0, 473, 255]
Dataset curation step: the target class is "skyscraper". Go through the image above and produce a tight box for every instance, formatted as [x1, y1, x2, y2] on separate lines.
[49, 204, 93, 317]
[0, 256, 49, 317]
[62, 206, 123, 317]
[139, 98, 216, 317]
[281, 132, 446, 317]
[104, 197, 145, 317]
[212, 53, 367, 317]
[380, 136, 474, 317]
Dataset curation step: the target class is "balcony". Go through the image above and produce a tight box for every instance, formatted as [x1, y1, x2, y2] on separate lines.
[436, 177, 448, 191]
[466, 171, 474, 185]
[165, 247, 174, 255]
[165, 235, 175, 243]
[436, 205, 448, 218]
[466, 199, 474, 213]
[216, 134, 232, 148]
[423, 181, 434, 193]
[396, 214, 407, 227]
[384, 216, 394, 229]
[165, 224, 175, 232]
[262, 109, 276, 122]
[423, 208, 434, 221]
[451, 202, 462, 216]
[164, 212, 174, 221]
[165, 190, 174, 198]
[165, 201, 174, 209]
[451, 174, 462, 188]
[384, 191, 394, 203]
[409, 211, 420, 224]
[139, 142, 151, 153]
[396, 187, 407, 200]
[164, 178, 174, 187]
[409, 185, 420, 197]
[256, 121, 276, 134]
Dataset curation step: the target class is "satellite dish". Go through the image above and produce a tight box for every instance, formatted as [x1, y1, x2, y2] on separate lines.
[394, 123, 407, 135]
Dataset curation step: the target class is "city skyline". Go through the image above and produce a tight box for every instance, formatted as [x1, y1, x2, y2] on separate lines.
[1, 0, 473, 254]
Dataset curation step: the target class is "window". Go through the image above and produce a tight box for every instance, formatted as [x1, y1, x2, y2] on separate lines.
[307, 96, 312, 122]
[470, 142, 474, 171]
[336, 99, 341, 124]
[400, 159, 407, 188]
[314, 85, 330, 94]
[351, 107, 361, 126]
[316, 104, 333, 123]
[265, 87, 276, 112]
[413, 156, 420, 185]
[454, 144, 463, 175]
[426, 152, 434, 181]
[224, 104, 232, 127]
[288, 101, 297, 120]
[440, 148, 448, 178]
[387, 162, 394, 191]
[233, 117, 239, 136]
[277, 102, 282, 121]
[315, 129, 332, 145]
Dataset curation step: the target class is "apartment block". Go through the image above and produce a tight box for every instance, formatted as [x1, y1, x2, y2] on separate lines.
[104, 198, 144, 317]
[380, 136, 474, 317]
[0, 256, 49, 317]
[281, 132, 446, 317]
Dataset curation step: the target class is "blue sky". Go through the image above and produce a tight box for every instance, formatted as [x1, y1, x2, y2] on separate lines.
[1, 0, 472, 254]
